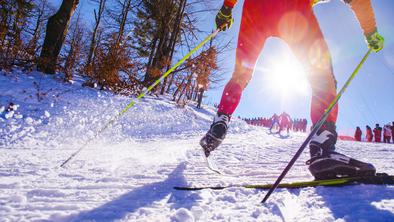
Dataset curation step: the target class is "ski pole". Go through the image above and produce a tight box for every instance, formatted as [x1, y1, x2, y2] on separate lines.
[60, 28, 222, 168]
[261, 49, 372, 203]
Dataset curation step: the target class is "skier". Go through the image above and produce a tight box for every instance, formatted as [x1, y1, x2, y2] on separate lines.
[366, 125, 373, 142]
[373, 124, 382, 143]
[200, 0, 384, 179]
[269, 113, 280, 132]
[279, 112, 292, 134]
[354, 126, 362, 142]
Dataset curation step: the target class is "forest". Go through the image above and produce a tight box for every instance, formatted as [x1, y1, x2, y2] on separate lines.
[0, 0, 230, 107]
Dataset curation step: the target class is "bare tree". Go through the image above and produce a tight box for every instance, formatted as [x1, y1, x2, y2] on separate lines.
[134, 0, 186, 87]
[62, 12, 85, 82]
[0, 0, 35, 69]
[25, 0, 53, 63]
[38, 0, 79, 74]
[88, 0, 137, 90]
[84, 0, 106, 74]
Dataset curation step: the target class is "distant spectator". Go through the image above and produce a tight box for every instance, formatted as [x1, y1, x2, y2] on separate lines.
[366, 125, 373, 142]
[295, 119, 299, 131]
[391, 122, 394, 144]
[373, 124, 382, 143]
[354, 127, 362, 141]
[383, 124, 392, 143]
[302, 119, 307, 132]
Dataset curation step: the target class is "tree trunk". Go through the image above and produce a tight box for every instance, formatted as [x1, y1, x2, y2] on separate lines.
[177, 72, 192, 103]
[166, 73, 174, 93]
[86, 0, 106, 70]
[116, 0, 131, 45]
[160, 0, 186, 95]
[26, 0, 47, 59]
[197, 88, 204, 108]
[190, 81, 196, 100]
[38, 0, 79, 74]
[64, 12, 82, 82]
[193, 85, 198, 101]
[172, 78, 185, 101]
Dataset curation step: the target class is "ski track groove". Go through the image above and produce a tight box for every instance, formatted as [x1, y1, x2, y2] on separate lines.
[2, 130, 393, 221]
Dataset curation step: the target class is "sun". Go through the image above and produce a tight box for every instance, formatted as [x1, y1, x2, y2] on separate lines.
[263, 50, 309, 98]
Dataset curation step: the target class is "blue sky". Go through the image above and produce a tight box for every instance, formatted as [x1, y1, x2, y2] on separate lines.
[54, 0, 394, 135]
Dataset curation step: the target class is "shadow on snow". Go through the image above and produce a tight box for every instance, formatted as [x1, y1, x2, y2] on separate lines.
[66, 162, 200, 221]
[317, 185, 394, 221]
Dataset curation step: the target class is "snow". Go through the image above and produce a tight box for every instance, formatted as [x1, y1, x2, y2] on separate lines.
[0, 70, 393, 221]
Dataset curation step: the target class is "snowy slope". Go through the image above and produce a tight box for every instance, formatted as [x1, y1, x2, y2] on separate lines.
[0, 70, 393, 222]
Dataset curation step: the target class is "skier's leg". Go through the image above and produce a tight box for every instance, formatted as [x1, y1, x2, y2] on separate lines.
[281, 8, 337, 156]
[281, 9, 338, 127]
[281, 7, 337, 145]
[269, 121, 274, 131]
[218, 4, 270, 116]
[282, 5, 374, 178]
[200, 1, 270, 155]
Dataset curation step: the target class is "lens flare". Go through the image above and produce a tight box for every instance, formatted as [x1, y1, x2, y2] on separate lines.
[262, 48, 309, 98]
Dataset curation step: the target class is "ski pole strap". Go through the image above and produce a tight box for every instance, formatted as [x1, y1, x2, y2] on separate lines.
[261, 49, 372, 203]
[60, 29, 222, 168]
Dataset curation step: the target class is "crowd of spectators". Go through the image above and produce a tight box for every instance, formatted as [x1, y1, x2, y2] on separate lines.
[242, 112, 393, 144]
[243, 112, 308, 133]
[242, 113, 393, 144]
[354, 122, 394, 143]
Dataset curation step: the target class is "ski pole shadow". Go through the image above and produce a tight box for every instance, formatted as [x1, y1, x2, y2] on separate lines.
[66, 161, 200, 221]
[316, 185, 394, 221]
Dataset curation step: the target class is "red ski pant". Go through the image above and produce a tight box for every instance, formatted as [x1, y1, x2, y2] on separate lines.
[218, 0, 338, 124]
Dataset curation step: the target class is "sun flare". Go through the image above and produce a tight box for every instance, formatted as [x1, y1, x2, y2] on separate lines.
[263, 51, 309, 98]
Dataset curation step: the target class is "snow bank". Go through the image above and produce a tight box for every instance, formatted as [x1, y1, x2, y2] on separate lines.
[0, 70, 249, 150]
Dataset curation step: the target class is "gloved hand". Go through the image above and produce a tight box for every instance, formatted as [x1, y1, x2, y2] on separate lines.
[366, 31, 384, 52]
[215, 5, 233, 31]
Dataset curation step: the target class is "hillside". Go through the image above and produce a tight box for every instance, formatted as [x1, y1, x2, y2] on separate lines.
[0, 70, 393, 222]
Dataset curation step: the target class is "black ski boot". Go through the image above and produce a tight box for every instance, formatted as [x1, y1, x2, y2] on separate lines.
[307, 122, 376, 180]
[200, 113, 230, 158]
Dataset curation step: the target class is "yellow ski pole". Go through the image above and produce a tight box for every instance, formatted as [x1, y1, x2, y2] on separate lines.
[60, 29, 222, 167]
